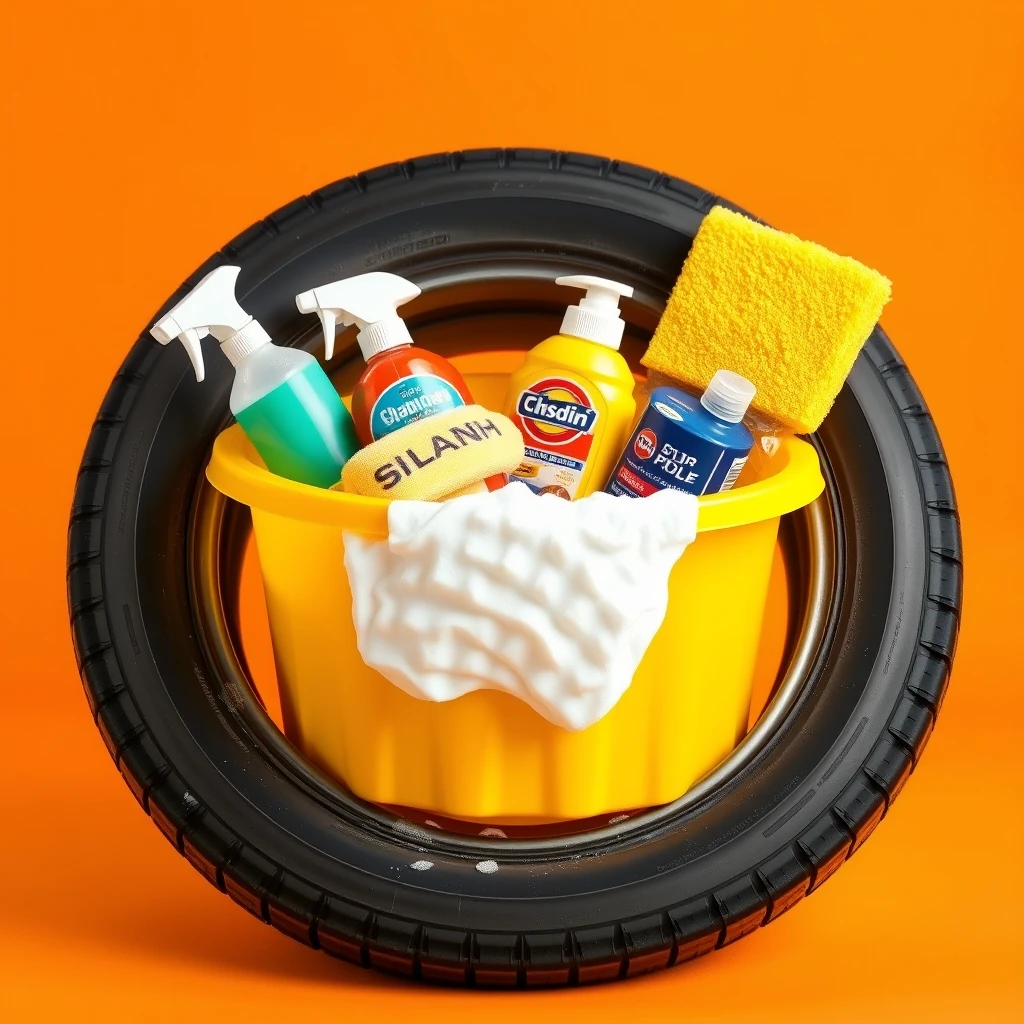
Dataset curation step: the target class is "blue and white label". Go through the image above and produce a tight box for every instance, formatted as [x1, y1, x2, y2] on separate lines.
[607, 428, 748, 498]
[369, 374, 465, 441]
[606, 391, 752, 498]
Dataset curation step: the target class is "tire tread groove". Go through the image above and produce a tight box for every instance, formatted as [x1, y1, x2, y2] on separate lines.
[68, 150, 961, 987]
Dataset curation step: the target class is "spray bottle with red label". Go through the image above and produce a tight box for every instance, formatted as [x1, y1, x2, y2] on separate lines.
[296, 271, 506, 491]
[502, 276, 637, 499]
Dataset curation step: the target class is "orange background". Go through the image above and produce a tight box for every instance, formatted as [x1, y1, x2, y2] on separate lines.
[2, 1, 1022, 1020]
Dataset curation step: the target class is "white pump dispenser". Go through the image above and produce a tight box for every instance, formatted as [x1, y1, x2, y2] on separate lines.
[556, 275, 634, 350]
[295, 272, 421, 362]
[150, 266, 271, 382]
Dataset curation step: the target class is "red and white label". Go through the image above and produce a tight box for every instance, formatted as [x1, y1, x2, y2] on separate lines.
[509, 375, 600, 500]
[633, 428, 657, 460]
[615, 465, 659, 496]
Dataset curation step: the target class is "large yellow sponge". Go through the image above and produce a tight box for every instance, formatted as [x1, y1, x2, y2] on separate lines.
[642, 206, 892, 434]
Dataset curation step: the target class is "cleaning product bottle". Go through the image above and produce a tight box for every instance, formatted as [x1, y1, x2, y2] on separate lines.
[150, 265, 358, 488]
[502, 275, 637, 500]
[605, 372, 756, 498]
[296, 272, 506, 491]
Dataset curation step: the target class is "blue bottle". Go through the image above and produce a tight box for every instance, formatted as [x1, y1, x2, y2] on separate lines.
[150, 266, 358, 487]
[606, 371, 756, 498]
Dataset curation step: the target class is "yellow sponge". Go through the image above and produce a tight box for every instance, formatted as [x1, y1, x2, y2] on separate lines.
[338, 405, 524, 501]
[642, 206, 892, 433]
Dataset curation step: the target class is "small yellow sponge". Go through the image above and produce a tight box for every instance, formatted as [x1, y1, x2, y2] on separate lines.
[642, 206, 892, 433]
[339, 405, 524, 501]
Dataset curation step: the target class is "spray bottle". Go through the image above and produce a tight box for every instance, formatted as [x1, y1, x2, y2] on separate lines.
[150, 266, 359, 487]
[296, 272, 506, 490]
[502, 276, 637, 500]
[296, 272, 471, 442]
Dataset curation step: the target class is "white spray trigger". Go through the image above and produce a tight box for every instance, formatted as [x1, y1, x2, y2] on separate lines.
[295, 272, 421, 362]
[294, 294, 358, 361]
[180, 327, 210, 381]
[149, 266, 266, 381]
[555, 274, 634, 350]
[319, 309, 337, 360]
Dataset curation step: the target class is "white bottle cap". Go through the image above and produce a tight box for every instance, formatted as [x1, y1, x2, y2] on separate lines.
[700, 369, 757, 424]
[555, 274, 634, 350]
[149, 265, 270, 382]
[295, 272, 421, 361]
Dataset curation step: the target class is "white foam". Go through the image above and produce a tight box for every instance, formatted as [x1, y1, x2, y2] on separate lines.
[343, 482, 698, 731]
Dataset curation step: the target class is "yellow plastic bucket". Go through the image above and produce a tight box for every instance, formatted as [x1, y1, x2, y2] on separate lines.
[207, 353, 824, 821]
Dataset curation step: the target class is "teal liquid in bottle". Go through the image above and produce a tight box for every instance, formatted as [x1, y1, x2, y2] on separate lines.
[148, 264, 359, 489]
[235, 362, 359, 488]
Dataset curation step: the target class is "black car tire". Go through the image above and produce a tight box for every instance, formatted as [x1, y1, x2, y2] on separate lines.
[68, 149, 961, 986]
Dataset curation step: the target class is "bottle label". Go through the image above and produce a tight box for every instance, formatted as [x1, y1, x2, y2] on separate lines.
[369, 374, 465, 441]
[508, 376, 599, 499]
[606, 405, 751, 498]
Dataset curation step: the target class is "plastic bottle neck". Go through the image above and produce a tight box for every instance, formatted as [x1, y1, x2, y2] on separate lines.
[365, 341, 412, 365]
[219, 320, 272, 368]
[699, 370, 756, 424]
[357, 316, 414, 361]
[560, 307, 623, 349]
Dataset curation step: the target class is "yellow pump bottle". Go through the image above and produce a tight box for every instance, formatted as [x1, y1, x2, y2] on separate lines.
[504, 276, 637, 499]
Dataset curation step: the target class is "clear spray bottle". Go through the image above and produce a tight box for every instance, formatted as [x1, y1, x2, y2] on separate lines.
[150, 266, 359, 487]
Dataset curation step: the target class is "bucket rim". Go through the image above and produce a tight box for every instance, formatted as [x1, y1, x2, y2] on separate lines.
[206, 423, 824, 534]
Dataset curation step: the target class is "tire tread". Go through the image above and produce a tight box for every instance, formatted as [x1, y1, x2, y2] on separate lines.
[68, 149, 961, 985]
